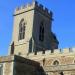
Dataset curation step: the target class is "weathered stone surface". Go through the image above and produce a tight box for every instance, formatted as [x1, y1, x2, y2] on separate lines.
[3, 62, 13, 75]
[0, 55, 46, 75]
[13, 55, 46, 75]
[0, 55, 14, 63]
[1, 1, 75, 75]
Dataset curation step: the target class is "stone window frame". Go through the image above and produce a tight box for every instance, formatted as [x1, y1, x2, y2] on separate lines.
[18, 18, 26, 40]
[39, 21, 44, 42]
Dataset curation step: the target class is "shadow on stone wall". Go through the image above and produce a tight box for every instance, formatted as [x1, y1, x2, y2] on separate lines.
[14, 55, 46, 75]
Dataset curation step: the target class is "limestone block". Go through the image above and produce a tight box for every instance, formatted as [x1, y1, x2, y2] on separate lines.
[72, 48, 75, 52]
[54, 49, 61, 54]
[37, 51, 43, 55]
[63, 48, 69, 53]
[45, 50, 51, 55]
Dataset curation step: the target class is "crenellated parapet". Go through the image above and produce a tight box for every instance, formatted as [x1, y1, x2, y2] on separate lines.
[28, 47, 75, 57]
[14, 1, 53, 18]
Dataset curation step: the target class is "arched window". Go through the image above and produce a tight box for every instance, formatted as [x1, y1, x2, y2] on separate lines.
[39, 22, 44, 42]
[18, 19, 25, 40]
[53, 60, 59, 65]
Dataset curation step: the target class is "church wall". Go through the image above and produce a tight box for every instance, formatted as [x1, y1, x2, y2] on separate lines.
[13, 55, 45, 75]
[0, 55, 45, 75]
[13, 9, 34, 55]
[47, 71, 75, 75]
[44, 63, 75, 75]
[6, 1, 75, 75]
[9, 1, 59, 56]
[0, 56, 14, 75]
[28, 48, 75, 66]
[13, 10, 34, 44]
[13, 61, 36, 75]
[3, 62, 14, 75]
[33, 9, 51, 50]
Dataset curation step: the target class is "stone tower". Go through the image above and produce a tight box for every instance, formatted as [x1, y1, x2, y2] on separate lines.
[9, 1, 59, 56]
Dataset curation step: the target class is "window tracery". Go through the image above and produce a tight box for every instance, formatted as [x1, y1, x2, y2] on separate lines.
[39, 22, 44, 42]
[18, 19, 26, 40]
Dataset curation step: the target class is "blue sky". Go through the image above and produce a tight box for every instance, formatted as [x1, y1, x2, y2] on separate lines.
[0, 0, 75, 56]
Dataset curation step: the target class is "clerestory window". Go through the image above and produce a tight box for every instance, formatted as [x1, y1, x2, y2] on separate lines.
[18, 19, 25, 40]
[39, 22, 44, 42]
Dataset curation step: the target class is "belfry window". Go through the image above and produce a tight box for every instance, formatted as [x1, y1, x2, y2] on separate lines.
[19, 19, 25, 40]
[39, 22, 44, 42]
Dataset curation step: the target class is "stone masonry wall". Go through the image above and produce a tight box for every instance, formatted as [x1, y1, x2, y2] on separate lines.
[0, 56, 14, 75]
[3, 62, 13, 75]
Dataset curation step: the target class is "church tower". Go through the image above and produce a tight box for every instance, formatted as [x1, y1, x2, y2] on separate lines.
[9, 1, 59, 56]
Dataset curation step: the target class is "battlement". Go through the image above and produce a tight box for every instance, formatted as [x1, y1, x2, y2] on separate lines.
[28, 47, 75, 57]
[14, 1, 52, 18]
